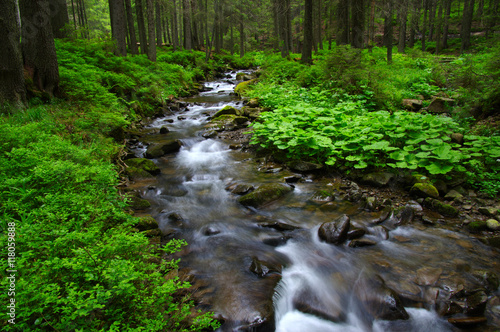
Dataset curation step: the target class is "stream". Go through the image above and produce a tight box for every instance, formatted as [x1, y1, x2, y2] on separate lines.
[129, 72, 500, 331]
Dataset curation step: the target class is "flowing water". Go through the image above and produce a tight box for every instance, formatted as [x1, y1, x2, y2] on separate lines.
[131, 72, 500, 332]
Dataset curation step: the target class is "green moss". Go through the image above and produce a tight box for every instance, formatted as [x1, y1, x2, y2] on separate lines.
[235, 79, 258, 95]
[410, 183, 440, 199]
[467, 220, 488, 232]
[238, 183, 293, 207]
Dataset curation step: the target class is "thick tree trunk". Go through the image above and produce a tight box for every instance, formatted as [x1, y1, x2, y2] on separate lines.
[442, 0, 452, 49]
[317, 0, 323, 50]
[239, 14, 245, 58]
[125, 0, 138, 54]
[191, 0, 199, 49]
[351, 0, 365, 48]
[155, 0, 162, 46]
[461, 0, 475, 52]
[109, 0, 127, 56]
[384, 0, 394, 63]
[50, 0, 70, 38]
[302, 0, 313, 64]
[428, 0, 437, 40]
[369, 0, 375, 50]
[173, 0, 179, 51]
[19, 0, 60, 98]
[135, 0, 148, 54]
[435, 0, 443, 53]
[398, 0, 408, 53]
[408, 0, 420, 48]
[71, 0, 77, 29]
[422, 0, 428, 51]
[146, 0, 156, 61]
[336, 0, 349, 45]
[183, 0, 192, 49]
[0, 0, 27, 109]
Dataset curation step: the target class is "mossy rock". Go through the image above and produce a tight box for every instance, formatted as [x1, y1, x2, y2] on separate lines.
[410, 183, 439, 199]
[423, 198, 459, 217]
[486, 219, 500, 231]
[412, 174, 431, 184]
[125, 158, 160, 178]
[136, 215, 159, 231]
[468, 220, 488, 233]
[241, 106, 262, 120]
[235, 79, 257, 95]
[145, 140, 182, 158]
[238, 183, 293, 208]
[129, 197, 151, 210]
[208, 114, 249, 131]
[362, 172, 395, 187]
[213, 105, 242, 118]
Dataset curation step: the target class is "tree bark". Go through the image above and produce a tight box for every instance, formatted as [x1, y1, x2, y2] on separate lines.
[49, 0, 70, 38]
[146, 0, 156, 61]
[173, 0, 179, 51]
[435, 0, 443, 53]
[0, 0, 27, 109]
[239, 13, 245, 57]
[125, 0, 138, 54]
[428, 0, 437, 40]
[155, 0, 162, 46]
[384, 0, 394, 63]
[398, 0, 408, 53]
[19, 0, 60, 98]
[302, 0, 313, 64]
[351, 0, 365, 48]
[135, 0, 148, 54]
[441, 0, 452, 49]
[317, 0, 323, 50]
[461, 0, 475, 52]
[422, 0, 428, 51]
[336, 0, 349, 45]
[183, 0, 192, 49]
[369, 0, 375, 51]
[109, 0, 127, 56]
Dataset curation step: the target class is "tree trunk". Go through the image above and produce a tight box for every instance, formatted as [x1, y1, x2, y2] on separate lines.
[336, 0, 349, 45]
[302, 0, 313, 64]
[317, 0, 323, 50]
[461, 0, 476, 52]
[173, 0, 179, 51]
[125, 0, 138, 54]
[239, 14, 245, 58]
[408, 0, 420, 48]
[422, 0, 428, 51]
[351, 0, 365, 48]
[109, 0, 127, 56]
[428, 0, 437, 40]
[384, 0, 394, 63]
[155, 0, 162, 46]
[191, 0, 199, 49]
[0, 0, 27, 109]
[49, 0, 70, 38]
[135, 0, 148, 54]
[19, 0, 60, 97]
[398, 0, 408, 53]
[71, 0, 77, 29]
[369, 0, 375, 51]
[183, 0, 192, 49]
[146, 0, 156, 61]
[441, 0, 452, 49]
[435, 0, 443, 53]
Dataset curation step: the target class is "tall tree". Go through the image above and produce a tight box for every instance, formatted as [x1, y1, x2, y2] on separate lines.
[384, 0, 394, 63]
[146, 0, 156, 61]
[441, 0, 452, 49]
[461, 0, 476, 52]
[125, 0, 138, 54]
[135, 0, 148, 54]
[398, 0, 409, 53]
[50, 0, 70, 38]
[109, 0, 127, 56]
[336, 0, 349, 45]
[19, 0, 60, 97]
[302, 0, 313, 64]
[0, 0, 27, 109]
[172, 0, 180, 51]
[435, 0, 444, 53]
[422, 0, 429, 51]
[183, 0, 192, 49]
[351, 0, 365, 48]
[155, 0, 162, 46]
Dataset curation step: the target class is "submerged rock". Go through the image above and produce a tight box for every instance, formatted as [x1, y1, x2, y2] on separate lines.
[354, 275, 409, 321]
[145, 140, 182, 158]
[238, 183, 293, 208]
[124, 158, 160, 179]
[318, 214, 351, 245]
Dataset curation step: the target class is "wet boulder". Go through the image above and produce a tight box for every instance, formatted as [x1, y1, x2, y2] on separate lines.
[354, 275, 409, 321]
[486, 219, 500, 231]
[361, 172, 395, 187]
[234, 79, 257, 95]
[207, 114, 249, 131]
[145, 140, 182, 158]
[410, 182, 439, 199]
[423, 198, 459, 217]
[135, 215, 159, 231]
[318, 214, 351, 245]
[213, 105, 242, 118]
[286, 160, 323, 172]
[348, 238, 377, 247]
[238, 183, 293, 208]
[231, 183, 255, 195]
[249, 256, 282, 277]
[124, 158, 160, 179]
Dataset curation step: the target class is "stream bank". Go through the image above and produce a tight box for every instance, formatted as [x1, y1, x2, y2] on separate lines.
[122, 71, 500, 332]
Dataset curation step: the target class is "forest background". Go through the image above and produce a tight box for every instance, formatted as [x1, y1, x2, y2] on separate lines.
[1, 0, 500, 330]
